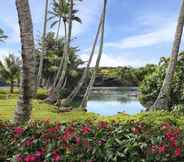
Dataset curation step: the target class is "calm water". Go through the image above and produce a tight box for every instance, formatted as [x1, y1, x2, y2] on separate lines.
[87, 87, 145, 116]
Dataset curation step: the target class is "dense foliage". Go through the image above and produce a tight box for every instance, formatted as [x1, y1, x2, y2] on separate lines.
[95, 65, 156, 87]
[35, 32, 83, 94]
[139, 52, 184, 109]
[0, 120, 184, 162]
[0, 54, 21, 93]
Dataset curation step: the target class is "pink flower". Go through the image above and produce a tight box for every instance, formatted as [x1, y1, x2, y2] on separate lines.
[52, 151, 61, 161]
[98, 121, 108, 129]
[131, 127, 140, 134]
[24, 154, 36, 162]
[63, 127, 75, 142]
[25, 138, 33, 146]
[35, 149, 44, 157]
[16, 154, 23, 162]
[15, 127, 24, 136]
[82, 126, 91, 135]
[160, 123, 171, 130]
[159, 145, 166, 154]
[175, 148, 181, 157]
[75, 137, 80, 145]
[48, 127, 58, 133]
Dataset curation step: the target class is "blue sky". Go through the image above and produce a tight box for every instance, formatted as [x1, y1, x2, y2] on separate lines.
[0, 0, 183, 67]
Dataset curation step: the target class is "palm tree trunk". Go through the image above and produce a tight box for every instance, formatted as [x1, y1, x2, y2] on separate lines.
[52, 19, 65, 88]
[37, 0, 49, 88]
[10, 80, 14, 94]
[61, 8, 104, 106]
[45, 0, 73, 103]
[80, 0, 107, 109]
[55, 0, 73, 91]
[56, 17, 62, 41]
[45, 22, 67, 103]
[151, 0, 184, 111]
[14, 0, 35, 125]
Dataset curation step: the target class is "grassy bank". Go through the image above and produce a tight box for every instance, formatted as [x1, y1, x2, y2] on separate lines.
[1, 87, 184, 127]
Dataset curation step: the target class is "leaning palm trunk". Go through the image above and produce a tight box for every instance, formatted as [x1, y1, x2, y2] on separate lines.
[61, 10, 104, 106]
[45, 0, 73, 103]
[53, 19, 67, 88]
[151, 0, 184, 111]
[14, 0, 35, 125]
[56, 17, 62, 41]
[37, 0, 49, 88]
[80, 0, 107, 109]
[55, 0, 73, 90]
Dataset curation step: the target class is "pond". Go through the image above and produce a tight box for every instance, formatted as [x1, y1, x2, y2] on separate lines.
[87, 87, 145, 116]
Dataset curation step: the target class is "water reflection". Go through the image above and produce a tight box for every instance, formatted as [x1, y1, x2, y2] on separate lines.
[87, 87, 145, 116]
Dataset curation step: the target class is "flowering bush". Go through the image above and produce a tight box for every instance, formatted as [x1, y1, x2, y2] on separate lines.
[0, 120, 184, 162]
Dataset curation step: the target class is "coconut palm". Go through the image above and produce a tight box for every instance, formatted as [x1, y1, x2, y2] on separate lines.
[61, 8, 104, 106]
[37, 0, 49, 88]
[152, 0, 184, 110]
[0, 28, 7, 41]
[45, 0, 77, 103]
[49, 0, 82, 40]
[14, 0, 35, 125]
[49, 0, 82, 91]
[0, 54, 21, 93]
[80, 0, 107, 108]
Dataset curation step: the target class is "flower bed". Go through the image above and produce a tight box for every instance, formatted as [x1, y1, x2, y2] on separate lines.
[0, 120, 184, 162]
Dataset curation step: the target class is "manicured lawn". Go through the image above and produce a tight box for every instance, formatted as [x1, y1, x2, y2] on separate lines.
[1, 87, 184, 127]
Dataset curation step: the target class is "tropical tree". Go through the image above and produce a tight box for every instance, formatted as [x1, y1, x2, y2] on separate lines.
[14, 0, 35, 125]
[49, 0, 69, 40]
[37, 0, 49, 88]
[49, 0, 82, 40]
[61, 5, 104, 106]
[45, 0, 74, 103]
[0, 28, 7, 41]
[0, 54, 21, 93]
[152, 0, 184, 110]
[80, 0, 107, 108]
[49, 0, 82, 94]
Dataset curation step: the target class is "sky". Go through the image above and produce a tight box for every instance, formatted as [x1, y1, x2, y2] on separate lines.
[0, 0, 183, 67]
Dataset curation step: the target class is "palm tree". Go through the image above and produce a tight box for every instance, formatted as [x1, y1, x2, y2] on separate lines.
[80, 0, 107, 109]
[45, 0, 80, 103]
[49, 0, 82, 40]
[37, 0, 49, 88]
[14, 0, 35, 125]
[152, 0, 184, 110]
[0, 54, 21, 93]
[61, 7, 104, 106]
[0, 28, 7, 41]
[49, 0, 69, 41]
[49, 0, 82, 90]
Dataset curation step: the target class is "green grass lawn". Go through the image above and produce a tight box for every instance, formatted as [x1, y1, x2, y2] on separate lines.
[1, 87, 184, 126]
[0, 87, 99, 123]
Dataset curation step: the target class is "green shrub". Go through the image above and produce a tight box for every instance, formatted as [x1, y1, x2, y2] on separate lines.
[139, 52, 184, 109]
[1, 120, 184, 162]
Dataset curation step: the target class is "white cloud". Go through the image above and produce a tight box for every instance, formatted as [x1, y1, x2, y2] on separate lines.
[80, 49, 157, 67]
[105, 22, 176, 49]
